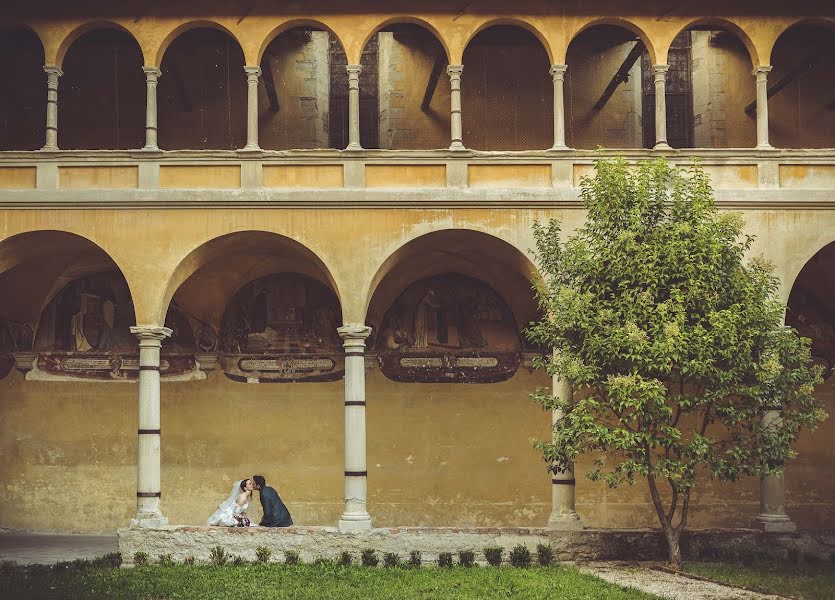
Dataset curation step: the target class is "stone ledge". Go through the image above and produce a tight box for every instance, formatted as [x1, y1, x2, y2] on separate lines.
[117, 526, 835, 565]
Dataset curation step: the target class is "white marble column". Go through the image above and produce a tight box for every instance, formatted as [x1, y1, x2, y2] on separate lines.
[142, 67, 162, 151]
[346, 65, 363, 150]
[550, 64, 568, 150]
[42, 65, 62, 151]
[129, 325, 172, 527]
[447, 65, 465, 150]
[653, 64, 671, 150]
[547, 373, 583, 530]
[338, 324, 372, 529]
[756, 408, 796, 531]
[754, 66, 773, 149]
[242, 66, 262, 151]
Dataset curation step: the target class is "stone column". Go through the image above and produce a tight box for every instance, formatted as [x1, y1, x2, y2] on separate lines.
[142, 67, 162, 151]
[756, 409, 796, 532]
[447, 65, 465, 150]
[129, 325, 172, 527]
[42, 65, 63, 151]
[754, 66, 773, 149]
[338, 324, 372, 529]
[653, 64, 670, 150]
[346, 65, 363, 150]
[242, 66, 262, 151]
[547, 373, 583, 530]
[550, 64, 568, 150]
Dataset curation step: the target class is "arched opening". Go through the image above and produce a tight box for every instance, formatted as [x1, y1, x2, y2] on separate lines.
[784, 241, 835, 528]
[59, 28, 145, 149]
[461, 26, 552, 150]
[257, 26, 349, 150]
[666, 22, 756, 148]
[565, 24, 649, 149]
[162, 231, 344, 525]
[157, 28, 246, 150]
[364, 230, 549, 526]
[0, 27, 46, 150]
[770, 23, 835, 149]
[358, 23, 450, 149]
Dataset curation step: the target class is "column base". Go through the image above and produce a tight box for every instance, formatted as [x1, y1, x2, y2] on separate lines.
[756, 514, 796, 532]
[238, 145, 262, 153]
[339, 514, 372, 531]
[546, 512, 584, 531]
[550, 144, 570, 151]
[449, 141, 466, 151]
[653, 142, 672, 150]
[140, 145, 161, 152]
[345, 143, 364, 151]
[130, 513, 169, 528]
[756, 143, 774, 150]
[40, 145, 58, 152]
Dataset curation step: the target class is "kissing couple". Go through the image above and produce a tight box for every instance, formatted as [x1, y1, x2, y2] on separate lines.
[206, 475, 293, 528]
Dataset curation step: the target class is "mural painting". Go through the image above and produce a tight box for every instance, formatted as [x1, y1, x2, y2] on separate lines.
[18, 271, 199, 381]
[218, 273, 343, 382]
[787, 285, 835, 378]
[375, 274, 521, 383]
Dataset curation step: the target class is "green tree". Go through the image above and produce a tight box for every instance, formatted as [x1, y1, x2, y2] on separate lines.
[528, 158, 826, 568]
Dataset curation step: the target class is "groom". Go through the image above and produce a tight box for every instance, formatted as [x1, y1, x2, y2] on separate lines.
[253, 475, 293, 527]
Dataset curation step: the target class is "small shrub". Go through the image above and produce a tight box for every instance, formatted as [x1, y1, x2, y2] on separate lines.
[408, 550, 422, 568]
[232, 555, 245, 566]
[483, 546, 503, 567]
[337, 551, 352, 566]
[284, 550, 300, 565]
[132, 552, 148, 566]
[255, 546, 272, 564]
[361, 549, 379, 567]
[157, 554, 174, 566]
[313, 557, 334, 567]
[509, 545, 532, 568]
[536, 543, 554, 566]
[458, 550, 475, 567]
[209, 546, 229, 566]
[184, 556, 195, 566]
[383, 552, 400, 567]
[437, 552, 453, 568]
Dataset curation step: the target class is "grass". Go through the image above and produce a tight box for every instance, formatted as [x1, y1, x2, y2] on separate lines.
[0, 561, 661, 600]
[683, 561, 835, 600]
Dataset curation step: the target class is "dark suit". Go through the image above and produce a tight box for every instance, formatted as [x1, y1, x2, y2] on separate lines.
[258, 485, 293, 527]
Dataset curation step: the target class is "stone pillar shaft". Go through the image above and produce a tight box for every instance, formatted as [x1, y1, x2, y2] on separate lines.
[243, 66, 262, 151]
[653, 65, 670, 150]
[142, 67, 161, 151]
[755, 66, 773, 149]
[346, 65, 362, 150]
[547, 373, 583, 530]
[550, 64, 568, 150]
[757, 408, 796, 531]
[448, 65, 465, 151]
[42, 66, 62, 151]
[130, 325, 172, 527]
[338, 324, 372, 529]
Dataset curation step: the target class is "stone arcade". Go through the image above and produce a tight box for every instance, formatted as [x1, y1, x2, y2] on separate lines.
[0, 0, 833, 562]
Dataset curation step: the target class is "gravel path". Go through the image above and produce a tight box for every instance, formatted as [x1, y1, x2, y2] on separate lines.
[578, 562, 788, 600]
[0, 532, 118, 565]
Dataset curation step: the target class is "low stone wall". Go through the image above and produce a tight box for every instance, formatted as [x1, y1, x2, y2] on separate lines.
[118, 526, 835, 565]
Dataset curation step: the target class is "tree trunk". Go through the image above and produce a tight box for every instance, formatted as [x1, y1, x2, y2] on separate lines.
[664, 528, 682, 570]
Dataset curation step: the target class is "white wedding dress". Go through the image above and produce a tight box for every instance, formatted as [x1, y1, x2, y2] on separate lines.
[207, 480, 251, 526]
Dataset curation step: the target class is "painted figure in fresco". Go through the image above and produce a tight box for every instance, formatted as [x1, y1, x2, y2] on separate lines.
[457, 296, 486, 348]
[413, 289, 440, 349]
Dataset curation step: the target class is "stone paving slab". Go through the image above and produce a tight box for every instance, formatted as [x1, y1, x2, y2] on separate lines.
[578, 562, 787, 600]
[0, 532, 118, 565]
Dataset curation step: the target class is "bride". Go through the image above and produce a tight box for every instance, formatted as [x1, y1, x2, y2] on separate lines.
[207, 478, 254, 527]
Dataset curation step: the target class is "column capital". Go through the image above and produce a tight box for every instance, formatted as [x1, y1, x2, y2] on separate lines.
[447, 64, 463, 77]
[753, 65, 772, 81]
[549, 64, 567, 80]
[346, 64, 363, 76]
[338, 324, 372, 343]
[130, 325, 173, 343]
[43, 65, 63, 78]
[142, 66, 162, 80]
[244, 65, 262, 78]
[653, 64, 670, 75]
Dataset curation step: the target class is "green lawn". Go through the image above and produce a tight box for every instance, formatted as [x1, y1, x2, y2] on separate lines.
[0, 561, 661, 600]
[684, 561, 835, 600]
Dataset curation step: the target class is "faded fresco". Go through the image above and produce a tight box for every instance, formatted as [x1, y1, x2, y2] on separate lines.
[787, 286, 835, 378]
[375, 274, 521, 383]
[219, 273, 343, 382]
[22, 271, 197, 380]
